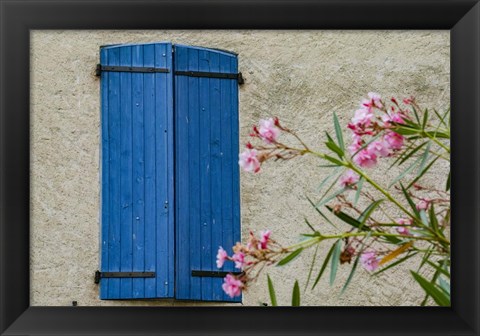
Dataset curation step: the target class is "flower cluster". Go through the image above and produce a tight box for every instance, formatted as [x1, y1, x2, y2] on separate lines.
[216, 230, 286, 298]
[238, 117, 309, 174]
[347, 93, 411, 169]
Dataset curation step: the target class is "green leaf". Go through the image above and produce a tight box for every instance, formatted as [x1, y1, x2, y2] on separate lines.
[400, 183, 420, 218]
[446, 171, 451, 191]
[422, 108, 429, 130]
[267, 274, 278, 306]
[323, 154, 345, 166]
[354, 177, 364, 206]
[292, 280, 300, 306]
[316, 167, 342, 192]
[326, 141, 344, 159]
[340, 254, 360, 294]
[428, 204, 439, 233]
[277, 248, 303, 266]
[326, 206, 368, 231]
[407, 156, 440, 189]
[333, 113, 345, 151]
[317, 187, 349, 208]
[388, 155, 422, 188]
[357, 200, 384, 230]
[411, 105, 421, 124]
[425, 259, 450, 279]
[330, 240, 342, 285]
[312, 243, 336, 289]
[417, 141, 431, 174]
[304, 218, 316, 232]
[306, 196, 338, 230]
[305, 244, 320, 291]
[398, 141, 428, 166]
[411, 271, 450, 306]
[438, 277, 450, 295]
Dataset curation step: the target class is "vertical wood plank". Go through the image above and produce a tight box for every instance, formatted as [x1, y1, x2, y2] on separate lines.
[143, 44, 157, 298]
[100, 47, 110, 299]
[175, 45, 190, 299]
[119, 46, 133, 299]
[155, 43, 174, 298]
[107, 47, 121, 299]
[198, 50, 212, 300]
[208, 51, 224, 301]
[187, 48, 202, 300]
[131, 45, 145, 299]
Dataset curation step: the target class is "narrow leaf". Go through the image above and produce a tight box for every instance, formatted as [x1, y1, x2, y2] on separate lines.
[379, 242, 414, 266]
[267, 275, 278, 306]
[333, 113, 345, 151]
[305, 245, 320, 291]
[340, 254, 360, 294]
[446, 171, 451, 191]
[326, 206, 366, 231]
[277, 248, 303, 266]
[292, 280, 300, 306]
[304, 218, 316, 232]
[373, 252, 418, 276]
[312, 243, 336, 289]
[357, 200, 384, 230]
[330, 240, 342, 285]
[411, 271, 451, 306]
[306, 196, 338, 229]
[407, 156, 440, 189]
[354, 177, 364, 206]
[326, 141, 344, 159]
[388, 154, 422, 188]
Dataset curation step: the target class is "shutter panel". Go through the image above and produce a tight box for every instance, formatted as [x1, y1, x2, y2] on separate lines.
[174, 45, 241, 302]
[100, 43, 174, 299]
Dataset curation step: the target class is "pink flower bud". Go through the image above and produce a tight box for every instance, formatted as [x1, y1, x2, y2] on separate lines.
[258, 230, 271, 250]
[416, 200, 429, 211]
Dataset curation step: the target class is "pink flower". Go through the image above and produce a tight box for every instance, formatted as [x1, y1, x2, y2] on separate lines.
[239, 148, 261, 173]
[360, 251, 380, 272]
[353, 148, 377, 168]
[216, 246, 228, 268]
[382, 112, 406, 126]
[416, 200, 429, 211]
[232, 252, 246, 269]
[222, 274, 244, 298]
[395, 218, 412, 235]
[348, 135, 363, 155]
[258, 230, 271, 250]
[367, 139, 391, 158]
[258, 118, 280, 144]
[362, 92, 383, 109]
[351, 108, 374, 127]
[384, 131, 404, 150]
[339, 170, 360, 187]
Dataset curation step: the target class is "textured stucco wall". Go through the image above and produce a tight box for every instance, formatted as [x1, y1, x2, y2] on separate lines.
[30, 30, 450, 306]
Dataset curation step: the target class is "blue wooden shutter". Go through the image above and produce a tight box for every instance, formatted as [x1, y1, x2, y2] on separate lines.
[100, 43, 174, 299]
[174, 45, 241, 302]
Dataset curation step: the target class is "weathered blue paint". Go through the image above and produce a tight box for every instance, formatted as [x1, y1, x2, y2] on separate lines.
[100, 43, 174, 299]
[174, 45, 241, 302]
[100, 42, 240, 302]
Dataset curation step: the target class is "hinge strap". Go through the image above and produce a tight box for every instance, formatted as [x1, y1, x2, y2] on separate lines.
[96, 64, 169, 76]
[175, 71, 244, 84]
[191, 270, 242, 278]
[94, 270, 155, 284]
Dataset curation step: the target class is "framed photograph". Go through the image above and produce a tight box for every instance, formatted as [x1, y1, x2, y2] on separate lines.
[1, 0, 479, 335]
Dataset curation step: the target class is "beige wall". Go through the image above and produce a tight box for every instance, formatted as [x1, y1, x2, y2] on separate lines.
[30, 30, 450, 306]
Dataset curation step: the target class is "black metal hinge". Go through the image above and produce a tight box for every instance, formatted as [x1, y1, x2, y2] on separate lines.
[95, 64, 170, 76]
[175, 71, 244, 85]
[94, 270, 156, 284]
[191, 270, 242, 278]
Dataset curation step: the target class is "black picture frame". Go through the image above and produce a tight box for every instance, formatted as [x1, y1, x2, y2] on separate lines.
[1, 0, 479, 335]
